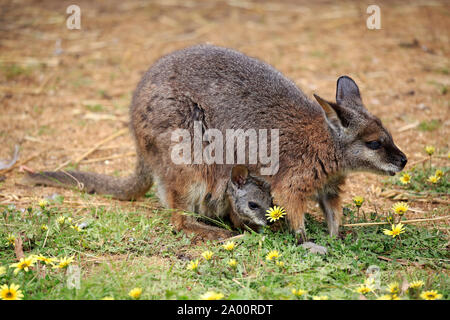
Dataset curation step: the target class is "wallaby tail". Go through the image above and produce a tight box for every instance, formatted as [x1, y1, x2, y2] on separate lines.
[23, 158, 153, 201]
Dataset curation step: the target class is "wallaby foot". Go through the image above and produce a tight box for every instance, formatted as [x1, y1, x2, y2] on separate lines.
[294, 225, 328, 254]
[301, 241, 328, 255]
[295, 227, 308, 245]
[171, 213, 236, 242]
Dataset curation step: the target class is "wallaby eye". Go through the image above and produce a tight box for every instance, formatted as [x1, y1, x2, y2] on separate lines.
[248, 202, 260, 210]
[366, 141, 382, 150]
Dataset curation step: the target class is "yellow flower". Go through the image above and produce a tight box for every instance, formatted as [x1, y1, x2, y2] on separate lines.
[70, 225, 81, 232]
[383, 223, 405, 238]
[356, 284, 373, 295]
[420, 290, 442, 300]
[378, 294, 400, 300]
[385, 215, 394, 223]
[53, 256, 74, 269]
[28, 254, 39, 263]
[353, 196, 364, 208]
[425, 146, 435, 156]
[36, 255, 57, 265]
[0, 283, 24, 300]
[187, 259, 199, 271]
[392, 202, 409, 216]
[102, 296, 115, 300]
[409, 280, 425, 290]
[387, 282, 400, 295]
[265, 206, 287, 222]
[9, 257, 35, 275]
[399, 173, 411, 185]
[276, 261, 285, 267]
[435, 170, 443, 178]
[228, 259, 237, 268]
[266, 250, 281, 261]
[312, 295, 328, 300]
[41, 224, 48, 231]
[57, 216, 65, 225]
[0, 266, 6, 276]
[38, 199, 49, 208]
[201, 250, 213, 261]
[66, 217, 73, 224]
[291, 289, 307, 297]
[7, 234, 15, 245]
[427, 175, 440, 184]
[222, 241, 236, 251]
[128, 287, 142, 299]
[200, 291, 224, 300]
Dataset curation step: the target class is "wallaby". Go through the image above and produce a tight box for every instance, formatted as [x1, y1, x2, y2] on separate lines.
[25, 44, 407, 249]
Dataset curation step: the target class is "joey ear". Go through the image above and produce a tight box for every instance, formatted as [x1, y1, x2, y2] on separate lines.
[231, 165, 249, 188]
[336, 76, 362, 106]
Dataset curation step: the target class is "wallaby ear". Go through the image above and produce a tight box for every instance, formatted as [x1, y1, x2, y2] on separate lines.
[336, 76, 362, 106]
[314, 94, 339, 122]
[231, 165, 249, 188]
[314, 93, 351, 128]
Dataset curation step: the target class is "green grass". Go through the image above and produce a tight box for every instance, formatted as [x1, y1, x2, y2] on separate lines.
[388, 164, 448, 193]
[84, 104, 104, 112]
[1, 191, 448, 300]
[418, 120, 441, 132]
[0, 63, 31, 80]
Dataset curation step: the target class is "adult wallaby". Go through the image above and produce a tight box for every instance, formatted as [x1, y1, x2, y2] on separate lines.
[25, 44, 406, 248]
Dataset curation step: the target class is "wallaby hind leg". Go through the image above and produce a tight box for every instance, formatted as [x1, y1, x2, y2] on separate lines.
[171, 213, 236, 242]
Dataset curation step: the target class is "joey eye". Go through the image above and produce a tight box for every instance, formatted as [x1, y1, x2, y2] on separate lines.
[366, 141, 382, 150]
[248, 202, 260, 210]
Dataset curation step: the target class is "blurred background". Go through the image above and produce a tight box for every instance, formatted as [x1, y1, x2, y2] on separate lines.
[0, 0, 448, 214]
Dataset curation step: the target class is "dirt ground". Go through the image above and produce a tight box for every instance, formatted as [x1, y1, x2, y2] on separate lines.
[0, 0, 448, 227]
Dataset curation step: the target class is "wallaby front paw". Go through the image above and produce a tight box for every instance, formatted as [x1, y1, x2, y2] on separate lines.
[301, 241, 328, 255]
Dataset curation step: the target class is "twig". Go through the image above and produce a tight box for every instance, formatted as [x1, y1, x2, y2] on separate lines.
[397, 121, 419, 133]
[217, 234, 245, 243]
[14, 235, 25, 260]
[232, 278, 246, 289]
[377, 255, 420, 266]
[74, 128, 128, 165]
[54, 159, 72, 171]
[53, 128, 128, 170]
[408, 157, 429, 167]
[0, 150, 45, 174]
[42, 228, 50, 248]
[343, 215, 450, 227]
[80, 152, 135, 164]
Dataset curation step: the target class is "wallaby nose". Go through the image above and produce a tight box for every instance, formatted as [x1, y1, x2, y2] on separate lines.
[400, 156, 407, 168]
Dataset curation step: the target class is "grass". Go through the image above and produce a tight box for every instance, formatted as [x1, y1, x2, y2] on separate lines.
[1, 189, 448, 300]
[418, 120, 442, 132]
[388, 164, 448, 193]
[0, 63, 32, 80]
